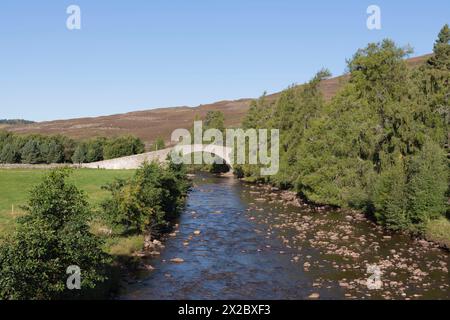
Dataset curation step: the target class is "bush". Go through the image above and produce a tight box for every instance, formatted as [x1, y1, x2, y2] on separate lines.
[0, 169, 109, 300]
[102, 162, 189, 236]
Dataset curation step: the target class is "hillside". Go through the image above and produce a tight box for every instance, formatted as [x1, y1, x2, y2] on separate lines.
[5, 55, 431, 147]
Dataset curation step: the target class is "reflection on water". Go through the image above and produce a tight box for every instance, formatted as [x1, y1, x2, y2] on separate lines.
[121, 173, 449, 300]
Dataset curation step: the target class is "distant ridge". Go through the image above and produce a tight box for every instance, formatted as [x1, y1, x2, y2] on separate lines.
[6, 54, 431, 147]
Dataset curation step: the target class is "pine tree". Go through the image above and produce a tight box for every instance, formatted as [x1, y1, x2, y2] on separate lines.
[0, 143, 20, 163]
[407, 140, 448, 230]
[21, 139, 42, 164]
[72, 143, 88, 164]
[373, 156, 409, 231]
[46, 140, 64, 164]
[428, 24, 450, 69]
[419, 25, 450, 147]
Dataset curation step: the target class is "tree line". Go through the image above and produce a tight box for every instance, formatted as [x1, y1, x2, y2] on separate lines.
[0, 132, 146, 164]
[238, 25, 449, 233]
[0, 119, 35, 125]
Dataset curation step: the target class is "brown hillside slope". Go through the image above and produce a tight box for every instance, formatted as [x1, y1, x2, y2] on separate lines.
[7, 55, 430, 147]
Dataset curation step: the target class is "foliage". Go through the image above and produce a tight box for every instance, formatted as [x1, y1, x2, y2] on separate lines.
[0, 168, 134, 235]
[406, 140, 448, 230]
[0, 169, 109, 300]
[103, 135, 145, 160]
[0, 132, 145, 165]
[72, 142, 88, 164]
[204, 110, 225, 132]
[239, 26, 449, 232]
[151, 137, 166, 151]
[101, 161, 189, 235]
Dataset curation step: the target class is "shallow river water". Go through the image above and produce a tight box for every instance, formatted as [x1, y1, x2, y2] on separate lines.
[121, 173, 449, 300]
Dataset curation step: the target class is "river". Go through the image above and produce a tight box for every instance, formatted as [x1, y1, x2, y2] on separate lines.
[121, 173, 449, 300]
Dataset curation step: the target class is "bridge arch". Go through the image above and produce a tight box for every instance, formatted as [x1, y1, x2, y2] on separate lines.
[171, 144, 233, 169]
[81, 144, 233, 170]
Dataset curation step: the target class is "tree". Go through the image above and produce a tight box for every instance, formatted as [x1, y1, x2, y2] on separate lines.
[373, 156, 409, 231]
[419, 24, 450, 147]
[103, 136, 145, 160]
[59, 136, 77, 163]
[151, 137, 165, 151]
[72, 143, 88, 164]
[428, 24, 450, 69]
[204, 111, 225, 132]
[46, 140, 64, 164]
[274, 70, 331, 189]
[0, 143, 20, 163]
[0, 169, 109, 300]
[407, 140, 448, 229]
[102, 162, 188, 235]
[21, 139, 42, 164]
[86, 138, 105, 163]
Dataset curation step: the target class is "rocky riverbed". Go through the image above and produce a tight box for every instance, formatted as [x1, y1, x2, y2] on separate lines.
[242, 183, 449, 300]
[121, 173, 449, 300]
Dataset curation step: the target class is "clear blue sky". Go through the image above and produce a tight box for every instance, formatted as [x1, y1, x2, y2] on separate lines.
[1, 0, 448, 121]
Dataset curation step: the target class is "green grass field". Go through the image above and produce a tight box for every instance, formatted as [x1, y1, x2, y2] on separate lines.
[0, 168, 134, 235]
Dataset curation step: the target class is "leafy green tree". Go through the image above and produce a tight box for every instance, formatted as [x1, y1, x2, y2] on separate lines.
[102, 162, 188, 235]
[167, 155, 191, 196]
[86, 138, 106, 163]
[0, 169, 109, 300]
[103, 135, 145, 160]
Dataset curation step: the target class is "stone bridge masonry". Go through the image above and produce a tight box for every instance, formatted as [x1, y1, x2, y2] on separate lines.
[81, 145, 233, 170]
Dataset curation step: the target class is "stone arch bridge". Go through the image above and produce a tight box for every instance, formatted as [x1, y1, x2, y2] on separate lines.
[81, 144, 233, 170]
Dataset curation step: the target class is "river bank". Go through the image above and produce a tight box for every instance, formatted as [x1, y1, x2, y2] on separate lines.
[243, 180, 450, 251]
[120, 173, 449, 300]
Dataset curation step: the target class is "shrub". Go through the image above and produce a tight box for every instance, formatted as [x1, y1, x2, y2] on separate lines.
[102, 162, 189, 236]
[0, 169, 109, 300]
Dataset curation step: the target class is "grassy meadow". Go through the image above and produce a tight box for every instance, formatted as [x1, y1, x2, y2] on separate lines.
[0, 168, 140, 255]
